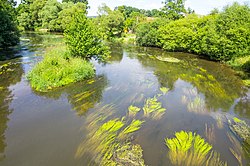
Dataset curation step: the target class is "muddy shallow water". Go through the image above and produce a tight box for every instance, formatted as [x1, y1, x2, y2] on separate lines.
[0, 33, 249, 166]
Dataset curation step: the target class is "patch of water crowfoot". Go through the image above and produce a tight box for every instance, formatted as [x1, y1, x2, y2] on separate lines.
[165, 131, 227, 166]
[112, 142, 145, 166]
[119, 120, 144, 138]
[128, 105, 141, 116]
[229, 117, 250, 145]
[160, 87, 169, 95]
[143, 96, 166, 119]
[76, 117, 145, 165]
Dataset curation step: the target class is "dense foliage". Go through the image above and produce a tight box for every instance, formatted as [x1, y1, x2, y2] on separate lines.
[64, 3, 110, 61]
[162, 0, 186, 20]
[27, 45, 95, 92]
[136, 3, 250, 62]
[97, 4, 125, 39]
[17, 0, 88, 31]
[0, 0, 20, 48]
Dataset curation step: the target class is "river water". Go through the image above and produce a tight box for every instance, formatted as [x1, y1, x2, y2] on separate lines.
[0, 33, 249, 166]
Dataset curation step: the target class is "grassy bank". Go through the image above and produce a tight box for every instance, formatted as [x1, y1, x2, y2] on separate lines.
[27, 45, 95, 92]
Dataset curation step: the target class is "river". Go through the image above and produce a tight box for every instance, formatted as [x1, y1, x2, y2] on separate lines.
[0, 33, 249, 165]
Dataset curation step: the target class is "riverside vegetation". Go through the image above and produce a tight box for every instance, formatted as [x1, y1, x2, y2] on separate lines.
[1, 0, 250, 165]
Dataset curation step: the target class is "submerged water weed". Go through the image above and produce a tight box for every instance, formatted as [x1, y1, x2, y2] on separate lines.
[160, 87, 169, 95]
[205, 124, 215, 144]
[111, 142, 145, 166]
[143, 96, 166, 119]
[187, 96, 206, 113]
[76, 117, 145, 165]
[229, 118, 250, 144]
[128, 105, 141, 116]
[182, 88, 208, 114]
[119, 120, 144, 138]
[155, 56, 180, 63]
[165, 131, 227, 166]
[227, 132, 243, 166]
[206, 151, 227, 166]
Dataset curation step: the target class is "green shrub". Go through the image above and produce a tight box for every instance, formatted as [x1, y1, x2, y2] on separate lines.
[136, 19, 168, 47]
[156, 3, 250, 62]
[27, 45, 95, 92]
[64, 3, 110, 61]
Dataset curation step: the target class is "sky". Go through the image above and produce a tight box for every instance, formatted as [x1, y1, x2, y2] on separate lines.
[16, 0, 249, 16]
[87, 0, 249, 16]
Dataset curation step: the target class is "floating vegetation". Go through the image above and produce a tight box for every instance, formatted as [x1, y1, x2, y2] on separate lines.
[155, 56, 180, 63]
[228, 117, 250, 160]
[143, 96, 166, 119]
[205, 124, 215, 144]
[165, 131, 227, 166]
[160, 87, 169, 95]
[229, 118, 250, 145]
[111, 142, 145, 166]
[128, 105, 141, 116]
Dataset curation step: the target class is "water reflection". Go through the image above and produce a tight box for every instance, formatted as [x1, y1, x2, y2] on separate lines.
[33, 75, 108, 116]
[0, 60, 24, 160]
[108, 44, 123, 63]
[124, 46, 246, 112]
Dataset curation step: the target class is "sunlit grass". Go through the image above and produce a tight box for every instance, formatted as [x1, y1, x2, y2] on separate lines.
[27, 45, 95, 92]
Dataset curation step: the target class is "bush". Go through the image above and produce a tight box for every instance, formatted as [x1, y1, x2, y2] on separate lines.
[64, 3, 110, 61]
[27, 45, 95, 92]
[136, 19, 168, 47]
[156, 3, 250, 61]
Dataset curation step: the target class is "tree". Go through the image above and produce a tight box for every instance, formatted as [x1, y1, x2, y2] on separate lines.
[64, 3, 109, 61]
[124, 11, 146, 32]
[0, 0, 20, 48]
[39, 0, 62, 31]
[97, 4, 125, 39]
[161, 0, 186, 20]
[62, 0, 88, 4]
[17, 0, 47, 30]
[209, 8, 219, 15]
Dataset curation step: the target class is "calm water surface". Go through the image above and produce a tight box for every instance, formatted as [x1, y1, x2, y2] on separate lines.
[0, 33, 249, 166]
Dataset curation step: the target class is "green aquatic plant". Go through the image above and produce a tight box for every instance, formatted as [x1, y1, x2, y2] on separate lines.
[206, 151, 227, 166]
[205, 124, 215, 144]
[143, 96, 166, 119]
[229, 118, 250, 144]
[103, 142, 145, 166]
[119, 120, 144, 138]
[128, 105, 141, 116]
[227, 132, 243, 166]
[76, 117, 145, 165]
[233, 117, 242, 123]
[160, 87, 169, 95]
[165, 131, 214, 166]
[187, 96, 206, 113]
